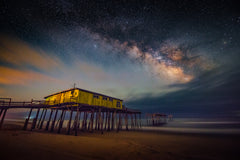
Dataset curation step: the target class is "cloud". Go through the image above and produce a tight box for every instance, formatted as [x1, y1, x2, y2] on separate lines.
[0, 35, 63, 72]
[0, 66, 59, 86]
[0, 88, 4, 94]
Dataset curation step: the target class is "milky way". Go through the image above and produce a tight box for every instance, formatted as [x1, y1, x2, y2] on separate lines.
[0, 0, 240, 117]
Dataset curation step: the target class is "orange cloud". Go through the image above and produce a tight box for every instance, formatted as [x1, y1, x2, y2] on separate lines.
[0, 35, 62, 71]
[0, 88, 4, 94]
[0, 66, 59, 86]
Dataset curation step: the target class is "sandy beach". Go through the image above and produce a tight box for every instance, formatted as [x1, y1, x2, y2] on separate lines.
[0, 122, 239, 160]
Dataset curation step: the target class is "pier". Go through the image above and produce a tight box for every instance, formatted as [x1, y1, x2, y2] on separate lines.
[146, 113, 168, 126]
[0, 98, 141, 135]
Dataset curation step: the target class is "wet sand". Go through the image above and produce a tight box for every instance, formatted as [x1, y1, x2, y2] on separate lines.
[0, 123, 239, 160]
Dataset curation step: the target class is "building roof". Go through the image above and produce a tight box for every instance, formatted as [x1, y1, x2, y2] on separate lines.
[44, 88, 123, 101]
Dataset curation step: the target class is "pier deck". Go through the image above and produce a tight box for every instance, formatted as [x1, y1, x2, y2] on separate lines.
[0, 98, 141, 135]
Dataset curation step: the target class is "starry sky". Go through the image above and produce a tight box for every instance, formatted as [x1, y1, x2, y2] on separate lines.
[0, 0, 240, 118]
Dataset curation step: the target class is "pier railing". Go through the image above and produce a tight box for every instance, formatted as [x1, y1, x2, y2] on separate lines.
[0, 98, 46, 107]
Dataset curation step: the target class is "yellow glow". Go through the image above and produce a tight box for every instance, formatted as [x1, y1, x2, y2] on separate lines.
[0, 35, 63, 71]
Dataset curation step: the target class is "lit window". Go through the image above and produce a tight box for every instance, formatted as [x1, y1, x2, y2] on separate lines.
[103, 97, 108, 100]
[93, 95, 99, 99]
[116, 101, 120, 107]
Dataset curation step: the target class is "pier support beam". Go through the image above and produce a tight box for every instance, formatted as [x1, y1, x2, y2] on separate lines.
[104, 112, 107, 130]
[89, 110, 94, 132]
[67, 107, 73, 135]
[111, 111, 115, 130]
[107, 111, 110, 131]
[37, 109, 45, 128]
[39, 109, 47, 129]
[84, 112, 89, 131]
[57, 109, 66, 134]
[50, 109, 58, 132]
[0, 108, 8, 129]
[135, 113, 137, 128]
[117, 112, 122, 132]
[97, 108, 101, 130]
[45, 109, 53, 131]
[78, 111, 82, 129]
[95, 111, 98, 130]
[23, 108, 33, 130]
[74, 106, 80, 136]
[31, 108, 40, 130]
[100, 112, 104, 134]
[125, 112, 129, 131]
[82, 111, 87, 131]
[139, 113, 142, 128]
[0, 109, 4, 118]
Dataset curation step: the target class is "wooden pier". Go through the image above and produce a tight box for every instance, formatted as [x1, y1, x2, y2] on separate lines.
[146, 113, 168, 126]
[0, 98, 141, 135]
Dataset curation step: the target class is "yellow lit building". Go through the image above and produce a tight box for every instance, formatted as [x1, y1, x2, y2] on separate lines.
[44, 88, 123, 109]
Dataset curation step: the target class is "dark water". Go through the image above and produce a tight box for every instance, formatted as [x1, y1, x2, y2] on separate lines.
[4, 110, 240, 134]
[141, 118, 240, 134]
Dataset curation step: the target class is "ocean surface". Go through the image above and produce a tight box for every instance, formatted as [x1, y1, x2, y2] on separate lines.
[141, 118, 240, 134]
[4, 117, 240, 135]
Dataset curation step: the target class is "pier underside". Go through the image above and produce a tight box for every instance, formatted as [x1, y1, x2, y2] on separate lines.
[0, 99, 141, 136]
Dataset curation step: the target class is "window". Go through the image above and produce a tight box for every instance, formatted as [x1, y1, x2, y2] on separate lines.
[103, 97, 108, 100]
[109, 98, 113, 102]
[116, 101, 120, 108]
[93, 94, 99, 99]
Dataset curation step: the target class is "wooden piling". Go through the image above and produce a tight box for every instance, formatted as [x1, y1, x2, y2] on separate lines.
[31, 108, 40, 130]
[39, 109, 47, 129]
[139, 113, 142, 128]
[107, 111, 110, 131]
[117, 112, 121, 132]
[0, 109, 3, 118]
[131, 114, 134, 129]
[97, 108, 101, 130]
[0, 108, 7, 129]
[45, 109, 53, 131]
[37, 109, 45, 128]
[84, 112, 89, 131]
[50, 109, 58, 132]
[82, 111, 86, 131]
[89, 110, 94, 132]
[57, 109, 65, 133]
[74, 105, 80, 136]
[23, 108, 33, 130]
[111, 111, 115, 130]
[125, 112, 129, 131]
[78, 111, 82, 128]
[67, 107, 73, 135]
[104, 112, 107, 130]
[95, 111, 98, 130]
[101, 112, 104, 134]
[135, 113, 137, 128]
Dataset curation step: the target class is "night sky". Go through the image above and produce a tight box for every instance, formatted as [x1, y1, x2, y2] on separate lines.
[0, 0, 240, 118]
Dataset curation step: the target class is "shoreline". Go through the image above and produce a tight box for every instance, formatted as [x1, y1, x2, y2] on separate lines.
[0, 121, 240, 160]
